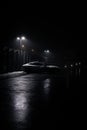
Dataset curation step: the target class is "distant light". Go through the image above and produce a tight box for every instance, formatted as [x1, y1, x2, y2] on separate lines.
[21, 36, 26, 40]
[17, 37, 20, 40]
[75, 63, 78, 66]
[79, 62, 81, 65]
[44, 50, 50, 53]
[31, 49, 34, 52]
[64, 65, 67, 68]
[22, 45, 24, 48]
[71, 64, 73, 67]
[47, 50, 50, 53]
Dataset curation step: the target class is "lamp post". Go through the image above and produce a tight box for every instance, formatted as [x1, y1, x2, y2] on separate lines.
[17, 36, 26, 49]
[43, 49, 50, 65]
[17, 36, 26, 67]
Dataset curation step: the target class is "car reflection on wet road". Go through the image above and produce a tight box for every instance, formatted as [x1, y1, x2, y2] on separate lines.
[0, 69, 81, 130]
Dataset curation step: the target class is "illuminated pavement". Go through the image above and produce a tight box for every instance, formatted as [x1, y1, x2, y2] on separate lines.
[0, 71, 26, 80]
[0, 69, 82, 129]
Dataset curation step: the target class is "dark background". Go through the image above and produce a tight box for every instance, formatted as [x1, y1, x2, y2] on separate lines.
[0, 3, 82, 66]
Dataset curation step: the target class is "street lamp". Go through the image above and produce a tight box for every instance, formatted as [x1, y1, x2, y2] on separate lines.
[21, 36, 25, 40]
[16, 36, 26, 66]
[17, 36, 26, 48]
[17, 37, 20, 40]
[44, 50, 50, 54]
[43, 49, 50, 64]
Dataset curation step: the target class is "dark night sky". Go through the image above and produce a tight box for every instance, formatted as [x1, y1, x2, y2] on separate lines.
[0, 4, 81, 62]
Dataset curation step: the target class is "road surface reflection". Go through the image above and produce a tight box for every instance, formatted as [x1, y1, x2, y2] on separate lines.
[0, 69, 81, 130]
[7, 74, 52, 129]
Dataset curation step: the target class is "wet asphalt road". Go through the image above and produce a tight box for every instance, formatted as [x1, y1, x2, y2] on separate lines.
[0, 69, 82, 130]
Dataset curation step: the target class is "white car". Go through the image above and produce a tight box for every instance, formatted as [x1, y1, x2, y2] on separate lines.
[22, 61, 60, 73]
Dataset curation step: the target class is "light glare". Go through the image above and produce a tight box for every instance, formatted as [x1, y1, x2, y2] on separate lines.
[17, 37, 20, 40]
[64, 65, 67, 68]
[21, 36, 25, 40]
[44, 50, 50, 53]
[47, 50, 50, 53]
[22, 45, 24, 48]
[71, 64, 73, 67]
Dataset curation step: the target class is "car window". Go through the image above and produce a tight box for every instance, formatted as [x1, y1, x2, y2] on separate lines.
[30, 62, 43, 65]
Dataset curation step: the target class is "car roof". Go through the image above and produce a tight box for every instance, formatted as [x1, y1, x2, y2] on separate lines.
[29, 61, 44, 64]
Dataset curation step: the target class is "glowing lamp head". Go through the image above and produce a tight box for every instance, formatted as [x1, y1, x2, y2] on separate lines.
[21, 36, 25, 40]
[44, 50, 50, 53]
[46, 50, 50, 53]
[17, 37, 20, 40]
